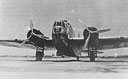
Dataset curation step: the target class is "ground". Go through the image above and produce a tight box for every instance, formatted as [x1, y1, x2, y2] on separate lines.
[0, 46, 128, 79]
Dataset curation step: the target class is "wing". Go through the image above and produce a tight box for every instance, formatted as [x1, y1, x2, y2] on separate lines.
[98, 37, 128, 50]
[44, 39, 55, 50]
[68, 37, 128, 51]
[0, 39, 35, 49]
[0, 39, 55, 50]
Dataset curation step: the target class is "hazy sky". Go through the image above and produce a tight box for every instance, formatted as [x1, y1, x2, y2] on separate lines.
[0, 0, 128, 39]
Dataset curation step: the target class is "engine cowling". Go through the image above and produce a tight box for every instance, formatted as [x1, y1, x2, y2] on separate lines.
[83, 27, 99, 45]
[27, 29, 45, 47]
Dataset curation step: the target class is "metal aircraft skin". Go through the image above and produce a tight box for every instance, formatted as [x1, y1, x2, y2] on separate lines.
[1, 19, 128, 61]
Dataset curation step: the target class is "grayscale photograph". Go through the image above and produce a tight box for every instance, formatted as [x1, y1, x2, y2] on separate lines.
[0, 0, 128, 79]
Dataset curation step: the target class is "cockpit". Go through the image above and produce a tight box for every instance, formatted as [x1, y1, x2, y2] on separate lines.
[53, 19, 65, 27]
[52, 19, 67, 39]
[53, 20, 65, 34]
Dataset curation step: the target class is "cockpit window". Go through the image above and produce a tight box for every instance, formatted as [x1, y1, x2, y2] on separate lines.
[56, 21, 61, 26]
[54, 27, 62, 33]
[53, 20, 65, 27]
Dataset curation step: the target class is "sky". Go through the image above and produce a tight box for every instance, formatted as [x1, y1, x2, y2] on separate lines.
[0, 0, 128, 39]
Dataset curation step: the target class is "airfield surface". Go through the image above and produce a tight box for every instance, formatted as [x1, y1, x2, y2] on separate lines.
[0, 46, 128, 79]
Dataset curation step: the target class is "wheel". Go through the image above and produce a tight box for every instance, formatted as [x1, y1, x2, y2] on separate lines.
[36, 50, 44, 61]
[88, 52, 90, 57]
[90, 51, 95, 62]
[36, 48, 44, 61]
[77, 57, 79, 61]
[62, 55, 65, 58]
[95, 53, 97, 57]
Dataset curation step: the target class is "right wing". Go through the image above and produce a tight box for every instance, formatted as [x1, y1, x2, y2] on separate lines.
[0, 39, 35, 49]
[0, 39, 55, 50]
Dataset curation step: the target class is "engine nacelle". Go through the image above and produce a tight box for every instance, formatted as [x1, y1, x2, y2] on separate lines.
[83, 27, 99, 45]
[27, 29, 45, 47]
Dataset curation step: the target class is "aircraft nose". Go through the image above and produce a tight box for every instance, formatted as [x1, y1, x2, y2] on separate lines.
[54, 27, 61, 33]
[53, 26, 64, 34]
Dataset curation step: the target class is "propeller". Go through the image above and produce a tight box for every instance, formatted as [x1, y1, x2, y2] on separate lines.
[20, 20, 49, 47]
[78, 19, 111, 34]
[30, 20, 34, 34]
[78, 19, 90, 32]
[78, 19, 92, 50]
[78, 19, 110, 50]
[93, 28, 111, 33]
[20, 35, 33, 47]
[29, 20, 49, 39]
[19, 20, 34, 47]
[83, 33, 90, 50]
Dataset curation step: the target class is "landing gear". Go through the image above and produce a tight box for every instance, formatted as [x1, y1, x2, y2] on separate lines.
[77, 57, 79, 61]
[88, 44, 97, 62]
[90, 51, 95, 62]
[36, 47, 44, 61]
[62, 55, 65, 58]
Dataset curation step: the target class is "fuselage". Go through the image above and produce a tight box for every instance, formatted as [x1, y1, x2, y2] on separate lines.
[52, 19, 79, 57]
[52, 19, 99, 57]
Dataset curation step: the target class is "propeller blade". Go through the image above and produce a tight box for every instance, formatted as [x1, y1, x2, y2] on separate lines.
[83, 33, 91, 50]
[19, 20, 34, 47]
[78, 19, 95, 33]
[19, 35, 32, 47]
[94, 29, 111, 33]
[78, 19, 90, 32]
[30, 20, 34, 34]
[29, 20, 49, 39]
[78, 19, 111, 34]
[90, 28, 111, 34]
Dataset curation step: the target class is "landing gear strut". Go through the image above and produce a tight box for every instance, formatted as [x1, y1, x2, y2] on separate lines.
[77, 57, 79, 61]
[36, 47, 44, 61]
[88, 44, 97, 62]
[90, 51, 95, 62]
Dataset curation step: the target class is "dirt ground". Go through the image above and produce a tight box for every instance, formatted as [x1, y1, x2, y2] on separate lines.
[0, 46, 128, 79]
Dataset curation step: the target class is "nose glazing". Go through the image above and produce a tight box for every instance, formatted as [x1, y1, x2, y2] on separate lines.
[53, 26, 64, 34]
[54, 27, 61, 33]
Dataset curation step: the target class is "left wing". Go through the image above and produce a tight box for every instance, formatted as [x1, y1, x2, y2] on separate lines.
[68, 37, 128, 50]
[98, 37, 128, 50]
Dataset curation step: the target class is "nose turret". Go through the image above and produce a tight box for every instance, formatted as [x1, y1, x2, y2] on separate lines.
[52, 19, 67, 39]
[53, 26, 64, 34]
[52, 19, 65, 33]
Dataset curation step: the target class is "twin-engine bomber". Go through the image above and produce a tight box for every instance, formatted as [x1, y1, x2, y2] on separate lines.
[1, 19, 128, 62]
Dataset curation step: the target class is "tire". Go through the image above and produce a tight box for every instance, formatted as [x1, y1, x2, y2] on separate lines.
[90, 51, 95, 62]
[36, 49, 44, 61]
